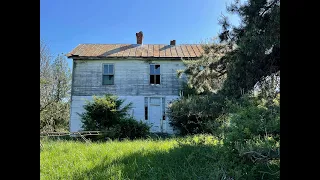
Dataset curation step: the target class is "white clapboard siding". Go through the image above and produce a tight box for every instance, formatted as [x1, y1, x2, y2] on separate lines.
[70, 59, 186, 134]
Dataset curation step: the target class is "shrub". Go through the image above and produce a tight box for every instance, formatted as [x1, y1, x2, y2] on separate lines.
[79, 94, 132, 131]
[223, 94, 280, 179]
[106, 117, 150, 140]
[167, 94, 225, 135]
[224, 94, 280, 144]
[79, 94, 150, 140]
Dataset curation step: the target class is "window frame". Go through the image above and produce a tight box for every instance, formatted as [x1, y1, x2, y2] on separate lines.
[102, 63, 115, 85]
[150, 64, 161, 85]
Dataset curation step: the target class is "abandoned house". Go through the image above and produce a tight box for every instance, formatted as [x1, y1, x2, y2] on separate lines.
[67, 31, 204, 134]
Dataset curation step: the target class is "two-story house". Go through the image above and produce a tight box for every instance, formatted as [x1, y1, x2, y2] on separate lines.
[67, 31, 204, 134]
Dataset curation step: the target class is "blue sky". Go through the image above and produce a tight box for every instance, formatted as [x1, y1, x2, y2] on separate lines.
[40, 0, 240, 67]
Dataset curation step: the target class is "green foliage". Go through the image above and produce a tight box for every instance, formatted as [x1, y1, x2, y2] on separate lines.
[167, 93, 280, 179]
[166, 1, 280, 178]
[79, 94, 133, 131]
[167, 94, 225, 135]
[104, 117, 150, 140]
[40, 101, 70, 132]
[179, 0, 280, 99]
[180, 42, 231, 94]
[224, 94, 280, 144]
[40, 45, 71, 132]
[40, 134, 278, 180]
[223, 94, 280, 179]
[41, 0, 281, 178]
[218, 0, 280, 98]
[180, 81, 199, 97]
[79, 95, 149, 140]
[51, 54, 71, 102]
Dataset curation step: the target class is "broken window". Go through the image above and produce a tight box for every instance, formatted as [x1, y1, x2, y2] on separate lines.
[150, 64, 160, 84]
[103, 64, 114, 85]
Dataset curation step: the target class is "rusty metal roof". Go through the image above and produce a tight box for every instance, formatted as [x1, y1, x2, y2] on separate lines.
[67, 44, 204, 59]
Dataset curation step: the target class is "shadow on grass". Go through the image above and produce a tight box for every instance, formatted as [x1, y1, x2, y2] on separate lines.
[71, 144, 230, 180]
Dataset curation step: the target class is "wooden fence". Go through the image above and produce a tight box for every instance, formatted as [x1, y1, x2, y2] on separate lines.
[40, 131, 102, 147]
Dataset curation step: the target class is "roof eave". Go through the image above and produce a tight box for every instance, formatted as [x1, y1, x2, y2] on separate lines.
[69, 56, 195, 60]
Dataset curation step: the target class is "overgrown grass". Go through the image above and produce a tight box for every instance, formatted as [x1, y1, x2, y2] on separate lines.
[40, 135, 278, 180]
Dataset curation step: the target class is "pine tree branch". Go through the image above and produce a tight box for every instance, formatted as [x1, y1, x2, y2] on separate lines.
[260, 0, 279, 17]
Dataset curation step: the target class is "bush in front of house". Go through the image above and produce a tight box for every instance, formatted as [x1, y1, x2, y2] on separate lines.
[79, 94, 133, 130]
[167, 94, 225, 135]
[168, 93, 280, 179]
[79, 94, 150, 140]
[104, 117, 150, 140]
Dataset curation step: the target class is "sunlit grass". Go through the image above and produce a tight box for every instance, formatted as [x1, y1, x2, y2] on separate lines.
[40, 135, 225, 180]
[41, 135, 277, 180]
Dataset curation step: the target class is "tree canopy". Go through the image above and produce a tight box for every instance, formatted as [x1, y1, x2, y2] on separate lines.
[181, 0, 280, 99]
[40, 40, 71, 131]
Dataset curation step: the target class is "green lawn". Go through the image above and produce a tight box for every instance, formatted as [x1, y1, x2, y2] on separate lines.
[40, 135, 232, 180]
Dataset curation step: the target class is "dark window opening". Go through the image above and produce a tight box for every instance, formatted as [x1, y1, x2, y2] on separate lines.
[156, 75, 160, 84]
[150, 75, 154, 84]
[145, 107, 148, 120]
[150, 75, 160, 84]
[103, 75, 114, 85]
[150, 64, 160, 84]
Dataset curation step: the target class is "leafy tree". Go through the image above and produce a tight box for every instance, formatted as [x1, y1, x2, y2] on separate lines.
[40, 101, 70, 131]
[52, 54, 71, 102]
[40, 40, 71, 131]
[40, 40, 54, 113]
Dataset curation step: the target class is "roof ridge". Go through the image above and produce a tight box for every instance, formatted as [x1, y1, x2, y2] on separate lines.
[79, 43, 202, 45]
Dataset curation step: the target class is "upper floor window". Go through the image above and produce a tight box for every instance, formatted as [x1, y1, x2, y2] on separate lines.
[103, 64, 114, 85]
[150, 64, 160, 84]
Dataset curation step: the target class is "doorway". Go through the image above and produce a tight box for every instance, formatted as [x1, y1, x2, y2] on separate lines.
[147, 97, 166, 133]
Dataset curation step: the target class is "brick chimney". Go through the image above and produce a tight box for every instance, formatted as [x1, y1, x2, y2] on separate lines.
[170, 40, 176, 46]
[136, 31, 143, 44]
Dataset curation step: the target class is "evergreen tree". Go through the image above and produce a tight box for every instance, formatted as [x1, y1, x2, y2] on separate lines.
[181, 0, 280, 99]
[219, 0, 280, 98]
